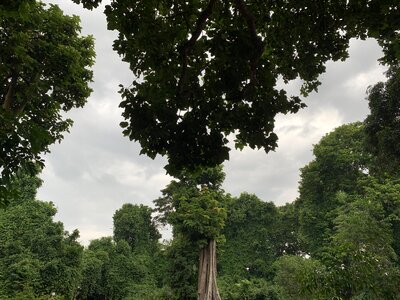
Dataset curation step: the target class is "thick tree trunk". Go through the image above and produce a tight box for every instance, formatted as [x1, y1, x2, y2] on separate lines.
[197, 239, 221, 300]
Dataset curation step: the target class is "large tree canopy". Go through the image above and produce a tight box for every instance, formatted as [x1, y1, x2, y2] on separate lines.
[73, 0, 399, 174]
[0, 0, 95, 199]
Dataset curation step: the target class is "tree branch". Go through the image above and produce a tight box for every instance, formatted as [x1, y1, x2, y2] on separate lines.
[233, 0, 264, 85]
[177, 0, 218, 96]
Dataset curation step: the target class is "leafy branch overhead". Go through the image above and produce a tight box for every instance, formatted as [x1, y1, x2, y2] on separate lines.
[0, 1, 95, 181]
[73, 0, 400, 174]
[0, 1, 95, 205]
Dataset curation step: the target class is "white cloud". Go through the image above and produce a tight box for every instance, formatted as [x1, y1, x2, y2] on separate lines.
[344, 64, 386, 92]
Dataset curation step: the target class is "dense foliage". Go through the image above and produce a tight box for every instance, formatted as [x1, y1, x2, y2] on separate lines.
[297, 122, 371, 255]
[219, 193, 278, 279]
[80, 205, 164, 300]
[73, 0, 399, 174]
[364, 67, 400, 175]
[0, 174, 83, 299]
[113, 203, 161, 252]
[0, 0, 95, 206]
[154, 166, 228, 244]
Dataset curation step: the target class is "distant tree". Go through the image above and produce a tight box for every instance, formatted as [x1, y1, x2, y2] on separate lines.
[154, 166, 229, 299]
[0, 0, 95, 205]
[79, 247, 106, 299]
[297, 122, 371, 255]
[364, 67, 400, 175]
[219, 193, 278, 279]
[113, 203, 160, 253]
[112, 204, 166, 298]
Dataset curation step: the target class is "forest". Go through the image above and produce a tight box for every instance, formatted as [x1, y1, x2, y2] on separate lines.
[1, 0, 400, 299]
[2, 107, 400, 299]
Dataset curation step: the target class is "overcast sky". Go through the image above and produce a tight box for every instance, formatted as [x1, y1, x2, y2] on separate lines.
[37, 1, 387, 245]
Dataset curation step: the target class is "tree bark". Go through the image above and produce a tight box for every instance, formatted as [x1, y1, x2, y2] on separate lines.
[197, 239, 221, 300]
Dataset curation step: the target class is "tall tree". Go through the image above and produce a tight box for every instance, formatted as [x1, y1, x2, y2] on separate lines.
[286, 120, 400, 299]
[297, 122, 371, 255]
[0, 0, 95, 205]
[154, 166, 229, 299]
[73, 0, 399, 174]
[364, 66, 400, 175]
